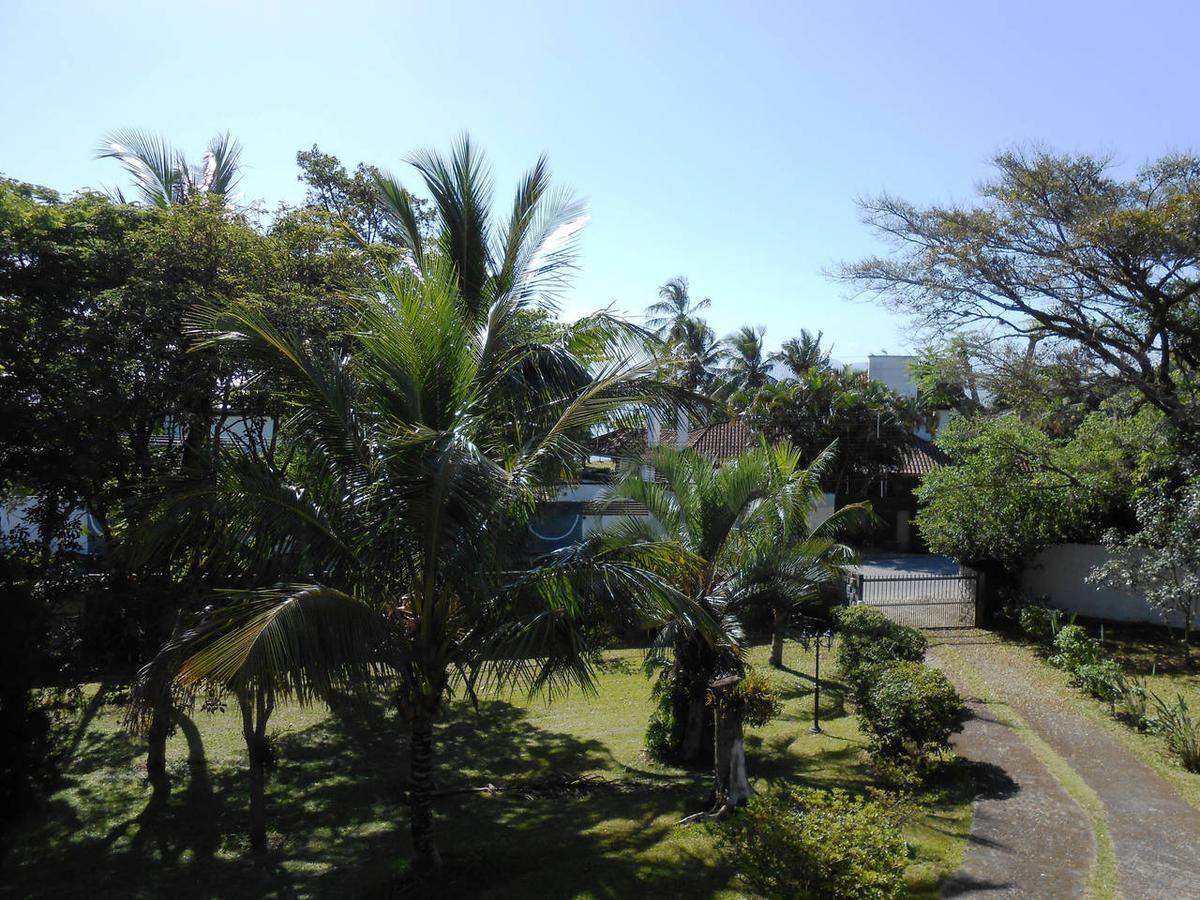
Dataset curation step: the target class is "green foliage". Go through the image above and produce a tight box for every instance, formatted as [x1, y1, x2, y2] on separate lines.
[1049, 625, 1103, 672]
[746, 366, 916, 499]
[1091, 476, 1200, 652]
[840, 148, 1200, 438]
[860, 661, 964, 766]
[1074, 659, 1124, 703]
[1017, 604, 1075, 646]
[727, 669, 783, 728]
[712, 785, 908, 900]
[1112, 673, 1151, 730]
[611, 440, 862, 763]
[833, 605, 928, 704]
[914, 412, 1142, 568]
[1150, 693, 1200, 773]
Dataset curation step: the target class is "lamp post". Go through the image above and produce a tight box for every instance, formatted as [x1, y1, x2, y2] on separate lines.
[798, 626, 835, 735]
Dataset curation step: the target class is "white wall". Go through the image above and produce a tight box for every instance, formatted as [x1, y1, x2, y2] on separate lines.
[1021, 543, 1198, 628]
[867, 354, 917, 398]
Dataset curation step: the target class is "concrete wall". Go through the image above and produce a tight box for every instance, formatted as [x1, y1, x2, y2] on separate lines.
[1021, 542, 1198, 628]
[867, 354, 917, 398]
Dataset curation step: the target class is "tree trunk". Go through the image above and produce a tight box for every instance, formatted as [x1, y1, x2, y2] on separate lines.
[409, 711, 442, 871]
[239, 690, 273, 855]
[713, 704, 752, 812]
[680, 687, 709, 764]
[146, 697, 171, 796]
[769, 607, 787, 669]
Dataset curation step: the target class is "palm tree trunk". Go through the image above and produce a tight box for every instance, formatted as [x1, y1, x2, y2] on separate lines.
[409, 711, 442, 870]
[680, 683, 710, 764]
[239, 690, 273, 855]
[146, 700, 170, 795]
[713, 703, 752, 813]
[769, 607, 787, 668]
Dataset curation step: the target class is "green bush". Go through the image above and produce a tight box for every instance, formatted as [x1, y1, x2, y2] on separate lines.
[712, 785, 908, 899]
[1150, 693, 1200, 773]
[1112, 674, 1151, 730]
[833, 605, 928, 704]
[860, 661, 964, 767]
[1049, 625, 1103, 672]
[1074, 659, 1123, 702]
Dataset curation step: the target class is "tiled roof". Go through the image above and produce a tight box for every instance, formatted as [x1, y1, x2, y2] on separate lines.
[594, 419, 761, 460]
[594, 421, 947, 478]
[895, 439, 949, 477]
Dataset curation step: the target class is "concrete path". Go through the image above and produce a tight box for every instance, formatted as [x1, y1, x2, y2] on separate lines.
[933, 632, 1200, 900]
[937, 678, 1093, 898]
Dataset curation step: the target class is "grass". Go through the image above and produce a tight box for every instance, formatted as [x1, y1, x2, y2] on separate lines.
[4, 642, 972, 899]
[1001, 620, 1200, 812]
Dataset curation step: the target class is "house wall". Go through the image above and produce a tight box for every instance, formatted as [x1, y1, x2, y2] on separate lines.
[1021, 542, 1198, 628]
[867, 354, 917, 398]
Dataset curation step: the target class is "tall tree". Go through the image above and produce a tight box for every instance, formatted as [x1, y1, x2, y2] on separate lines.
[136, 138, 705, 869]
[96, 129, 243, 207]
[374, 134, 586, 324]
[772, 329, 830, 377]
[722, 325, 773, 394]
[605, 442, 864, 767]
[838, 148, 1200, 443]
[646, 276, 711, 344]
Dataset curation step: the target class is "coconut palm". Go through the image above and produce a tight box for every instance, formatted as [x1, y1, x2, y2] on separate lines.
[374, 134, 587, 324]
[96, 129, 243, 207]
[646, 276, 711, 343]
[721, 325, 773, 394]
[133, 254, 704, 868]
[772, 328, 831, 377]
[603, 440, 868, 772]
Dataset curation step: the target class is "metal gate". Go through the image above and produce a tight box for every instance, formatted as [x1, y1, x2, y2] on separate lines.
[847, 573, 978, 629]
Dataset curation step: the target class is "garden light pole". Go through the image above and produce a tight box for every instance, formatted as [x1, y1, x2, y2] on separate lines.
[800, 626, 835, 735]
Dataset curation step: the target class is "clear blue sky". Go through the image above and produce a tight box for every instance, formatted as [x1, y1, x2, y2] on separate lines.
[3, 0, 1197, 361]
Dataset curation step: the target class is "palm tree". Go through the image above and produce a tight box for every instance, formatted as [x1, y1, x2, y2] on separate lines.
[721, 325, 773, 394]
[374, 134, 587, 325]
[135, 263, 701, 869]
[96, 129, 243, 207]
[773, 328, 831, 378]
[646, 276, 711, 343]
[603, 441, 867, 772]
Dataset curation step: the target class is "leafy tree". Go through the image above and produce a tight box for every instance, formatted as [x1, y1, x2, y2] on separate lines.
[914, 410, 1151, 572]
[645, 275, 711, 343]
[96, 129, 242, 207]
[136, 139, 701, 869]
[295, 145, 433, 246]
[839, 148, 1200, 442]
[1091, 477, 1200, 662]
[374, 134, 586, 323]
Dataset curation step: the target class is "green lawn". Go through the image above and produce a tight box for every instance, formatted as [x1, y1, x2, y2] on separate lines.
[5, 643, 971, 899]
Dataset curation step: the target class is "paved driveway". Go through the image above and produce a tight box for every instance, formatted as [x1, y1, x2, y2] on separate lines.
[853, 553, 962, 578]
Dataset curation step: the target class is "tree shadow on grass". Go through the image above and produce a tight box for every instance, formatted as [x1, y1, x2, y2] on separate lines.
[5, 698, 739, 900]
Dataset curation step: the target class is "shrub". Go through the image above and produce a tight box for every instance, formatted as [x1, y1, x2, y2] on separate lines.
[1074, 659, 1123, 702]
[713, 785, 908, 899]
[833, 605, 928, 704]
[1049, 625, 1102, 672]
[1112, 673, 1151, 730]
[860, 661, 964, 767]
[1018, 604, 1080, 649]
[1150, 693, 1200, 773]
